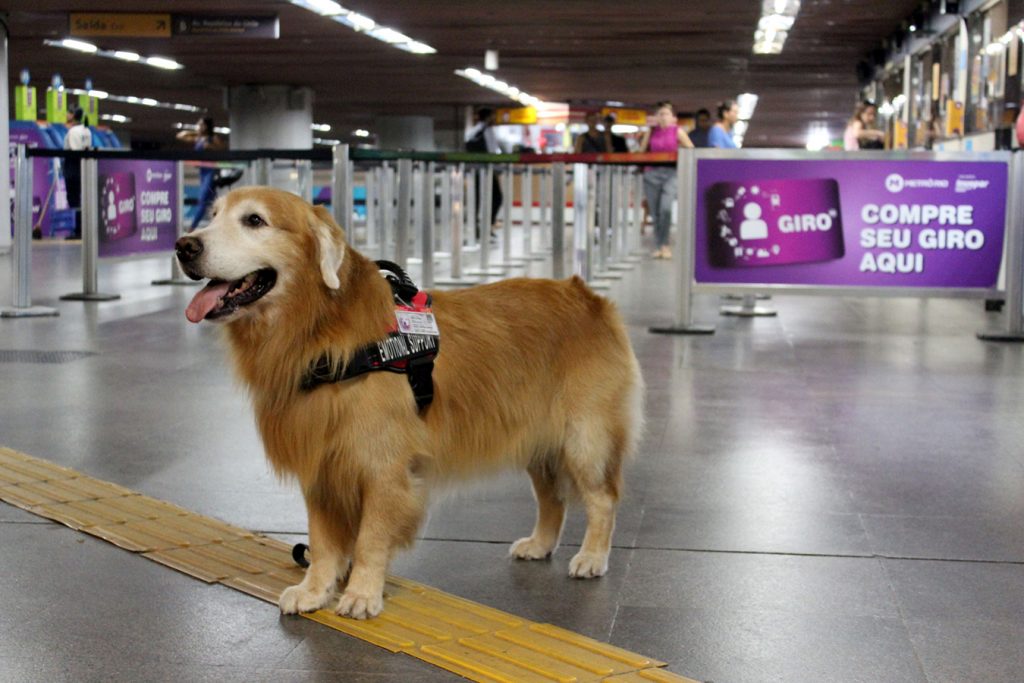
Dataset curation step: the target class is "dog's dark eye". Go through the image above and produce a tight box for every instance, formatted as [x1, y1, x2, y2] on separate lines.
[244, 213, 265, 228]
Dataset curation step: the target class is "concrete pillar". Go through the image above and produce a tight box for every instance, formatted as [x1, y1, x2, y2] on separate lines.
[227, 85, 313, 150]
[376, 115, 435, 151]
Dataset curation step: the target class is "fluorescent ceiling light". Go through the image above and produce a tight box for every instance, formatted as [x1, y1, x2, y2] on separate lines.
[313, 137, 342, 145]
[70, 88, 201, 113]
[60, 38, 98, 53]
[455, 67, 544, 105]
[353, 129, 371, 137]
[753, 1, 799, 54]
[759, 14, 795, 32]
[398, 41, 437, 54]
[101, 113, 130, 123]
[145, 56, 184, 70]
[312, 123, 332, 132]
[369, 27, 409, 44]
[289, 1, 435, 55]
[737, 93, 759, 120]
[294, 0, 344, 15]
[45, 40, 185, 71]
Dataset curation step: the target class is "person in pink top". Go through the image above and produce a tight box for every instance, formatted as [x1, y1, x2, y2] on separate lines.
[638, 102, 694, 259]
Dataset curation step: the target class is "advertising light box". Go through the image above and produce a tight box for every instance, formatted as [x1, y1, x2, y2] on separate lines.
[693, 155, 1009, 290]
[97, 158, 179, 258]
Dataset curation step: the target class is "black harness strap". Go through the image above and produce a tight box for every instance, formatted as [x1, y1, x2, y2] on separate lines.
[300, 262, 438, 412]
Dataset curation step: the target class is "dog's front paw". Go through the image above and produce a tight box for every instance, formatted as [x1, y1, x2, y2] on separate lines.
[568, 550, 609, 579]
[510, 536, 556, 560]
[279, 584, 333, 614]
[336, 587, 384, 620]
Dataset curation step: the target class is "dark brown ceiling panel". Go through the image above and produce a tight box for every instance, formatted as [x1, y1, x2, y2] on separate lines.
[4, 1, 921, 147]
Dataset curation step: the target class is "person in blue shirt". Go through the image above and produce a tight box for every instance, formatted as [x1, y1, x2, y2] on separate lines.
[708, 100, 739, 149]
[689, 108, 712, 148]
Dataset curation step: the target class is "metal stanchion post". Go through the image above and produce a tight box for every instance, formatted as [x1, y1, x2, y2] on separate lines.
[255, 157, 271, 186]
[381, 163, 395, 259]
[497, 163, 518, 268]
[331, 144, 350, 233]
[437, 164, 452, 258]
[2, 145, 58, 317]
[979, 151, 1024, 341]
[435, 163, 477, 287]
[465, 167, 477, 250]
[540, 168, 552, 253]
[649, 149, 714, 334]
[595, 165, 623, 281]
[420, 162, 435, 288]
[520, 165, 541, 261]
[152, 161, 199, 286]
[298, 159, 313, 203]
[61, 157, 119, 301]
[395, 158, 412, 270]
[551, 163, 567, 279]
[410, 162, 424, 265]
[572, 163, 589, 281]
[631, 170, 646, 257]
[365, 166, 379, 252]
[467, 163, 503, 277]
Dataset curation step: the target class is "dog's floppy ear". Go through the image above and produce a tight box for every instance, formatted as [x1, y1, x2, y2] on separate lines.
[310, 205, 345, 290]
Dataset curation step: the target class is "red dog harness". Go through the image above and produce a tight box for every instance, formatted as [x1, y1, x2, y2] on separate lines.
[300, 262, 439, 412]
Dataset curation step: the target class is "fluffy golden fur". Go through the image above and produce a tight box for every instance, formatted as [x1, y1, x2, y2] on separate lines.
[177, 186, 644, 619]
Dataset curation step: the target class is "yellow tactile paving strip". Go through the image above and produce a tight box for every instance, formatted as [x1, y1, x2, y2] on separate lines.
[0, 446, 699, 683]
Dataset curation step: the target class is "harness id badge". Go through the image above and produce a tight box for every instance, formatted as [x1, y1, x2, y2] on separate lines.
[395, 309, 440, 336]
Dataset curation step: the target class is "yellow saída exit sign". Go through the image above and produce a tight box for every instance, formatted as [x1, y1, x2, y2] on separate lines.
[70, 13, 172, 38]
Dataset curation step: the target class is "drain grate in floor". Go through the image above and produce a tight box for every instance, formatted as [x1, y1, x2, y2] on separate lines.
[0, 350, 97, 364]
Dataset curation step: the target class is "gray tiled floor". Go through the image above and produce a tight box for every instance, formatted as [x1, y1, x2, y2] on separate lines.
[2, 238, 1024, 682]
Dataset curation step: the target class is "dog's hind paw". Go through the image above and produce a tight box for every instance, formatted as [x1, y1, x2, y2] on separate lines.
[568, 550, 609, 578]
[279, 584, 333, 614]
[510, 536, 556, 560]
[336, 588, 384, 620]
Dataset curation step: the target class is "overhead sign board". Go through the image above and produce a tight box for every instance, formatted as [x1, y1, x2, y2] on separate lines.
[495, 107, 538, 125]
[70, 13, 279, 39]
[173, 15, 280, 38]
[70, 13, 172, 38]
[600, 107, 647, 126]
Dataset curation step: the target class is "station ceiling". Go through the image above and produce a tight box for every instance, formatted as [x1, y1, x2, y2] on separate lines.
[6, 1, 923, 148]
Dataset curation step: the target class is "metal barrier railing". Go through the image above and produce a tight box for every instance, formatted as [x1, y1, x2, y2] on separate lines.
[2, 145, 665, 317]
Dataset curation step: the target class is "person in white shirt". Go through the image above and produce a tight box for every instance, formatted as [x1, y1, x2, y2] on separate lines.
[64, 108, 93, 238]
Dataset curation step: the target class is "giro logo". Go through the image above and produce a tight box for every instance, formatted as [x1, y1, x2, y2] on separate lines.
[885, 173, 905, 193]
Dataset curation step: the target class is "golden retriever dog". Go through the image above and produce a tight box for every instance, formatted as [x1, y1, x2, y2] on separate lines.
[176, 186, 643, 620]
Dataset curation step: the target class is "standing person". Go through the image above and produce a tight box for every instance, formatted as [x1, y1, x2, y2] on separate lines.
[638, 101, 693, 259]
[465, 107, 502, 239]
[708, 100, 739, 149]
[177, 117, 224, 230]
[603, 114, 629, 152]
[844, 100, 885, 150]
[63, 107, 92, 239]
[574, 112, 611, 153]
[689, 108, 713, 148]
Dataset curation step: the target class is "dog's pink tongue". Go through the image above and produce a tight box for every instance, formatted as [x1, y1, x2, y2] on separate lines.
[185, 281, 231, 323]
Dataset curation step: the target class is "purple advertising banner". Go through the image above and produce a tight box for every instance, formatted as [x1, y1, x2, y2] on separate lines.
[97, 158, 178, 258]
[694, 157, 1009, 289]
[9, 127, 70, 237]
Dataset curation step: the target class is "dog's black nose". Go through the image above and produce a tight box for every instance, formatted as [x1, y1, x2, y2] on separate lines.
[175, 235, 203, 263]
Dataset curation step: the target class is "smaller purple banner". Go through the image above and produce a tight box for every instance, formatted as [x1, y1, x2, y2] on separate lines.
[694, 158, 1009, 289]
[97, 158, 178, 258]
